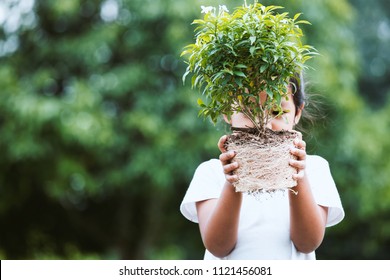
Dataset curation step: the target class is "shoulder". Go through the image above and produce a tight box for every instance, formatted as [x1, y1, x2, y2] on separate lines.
[305, 154, 333, 185]
[194, 158, 222, 175]
[180, 159, 224, 222]
[198, 158, 221, 167]
[307, 154, 329, 166]
[190, 158, 225, 189]
[306, 155, 331, 174]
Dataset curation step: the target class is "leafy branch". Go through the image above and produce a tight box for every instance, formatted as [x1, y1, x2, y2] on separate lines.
[181, 1, 317, 133]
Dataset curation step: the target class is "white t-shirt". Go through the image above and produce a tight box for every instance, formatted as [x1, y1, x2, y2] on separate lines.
[180, 155, 345, 260]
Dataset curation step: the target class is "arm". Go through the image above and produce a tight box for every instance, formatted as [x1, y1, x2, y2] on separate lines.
[195, 135, 242, 258]
[289, 138, 328, 253]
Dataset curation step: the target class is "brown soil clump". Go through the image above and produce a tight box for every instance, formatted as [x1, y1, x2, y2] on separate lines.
[226, 128, 299, 195]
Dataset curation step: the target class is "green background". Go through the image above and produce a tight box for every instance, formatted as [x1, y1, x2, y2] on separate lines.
[0, 0, 389, 259]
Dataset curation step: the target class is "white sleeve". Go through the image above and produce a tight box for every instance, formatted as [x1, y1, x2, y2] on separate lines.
[306, 155, 345, 227]
[180, 159, 225, 223]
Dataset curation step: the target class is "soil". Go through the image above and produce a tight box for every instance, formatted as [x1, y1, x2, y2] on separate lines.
[225, 127, 299, 195]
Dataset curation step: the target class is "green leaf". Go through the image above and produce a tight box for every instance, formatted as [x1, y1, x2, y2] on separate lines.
[234, 64, 247, 69]
[249, 46, 256, 56]
[181, 1, 317, 131]
[295, 20, 312, 25]
[197, 98, 204, 106]
[293, 13, 302, 21]
[234, 77, 243, 87]
[259, 64, 268, 73]
[249, 36, 256, 45]
[222, 69, 234, 75]
[233, 71, 246, 78]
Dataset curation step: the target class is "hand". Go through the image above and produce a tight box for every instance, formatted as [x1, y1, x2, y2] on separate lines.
[218, 135, 239, 184]
[289, 136, 307, 181]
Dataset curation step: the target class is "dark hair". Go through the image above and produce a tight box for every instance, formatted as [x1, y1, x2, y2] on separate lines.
[289, 72, 321, 134]
[289, 72, 306, 115]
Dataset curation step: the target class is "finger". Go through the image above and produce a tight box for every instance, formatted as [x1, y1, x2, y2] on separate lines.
[218, 135, 228, 153]
[219, 150, 236, 164]
[223, 161, 239, 174]
[226, 174, 239, 183]
[293, 138, 306, 150]
[290, 147, 306, 160]
[289, 159, 305, 170]
[292, 170, 305, 181]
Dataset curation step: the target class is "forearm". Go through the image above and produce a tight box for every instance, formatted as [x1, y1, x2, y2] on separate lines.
[289, 175, 328, 253]
[196, 181, 242, 258]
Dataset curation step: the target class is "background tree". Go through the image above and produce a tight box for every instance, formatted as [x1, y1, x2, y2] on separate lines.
[352, 0, 390, 108]
[0, 0, 219, 259]
[0, 0, 389, 260]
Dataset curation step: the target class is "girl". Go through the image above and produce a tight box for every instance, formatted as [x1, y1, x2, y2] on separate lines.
[180, 75, 345, 260]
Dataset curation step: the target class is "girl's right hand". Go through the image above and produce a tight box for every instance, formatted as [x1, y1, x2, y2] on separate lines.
[218, 135, 239, 184]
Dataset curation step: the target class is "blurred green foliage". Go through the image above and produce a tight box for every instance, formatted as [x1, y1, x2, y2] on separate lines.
[0, 0, 389, 260]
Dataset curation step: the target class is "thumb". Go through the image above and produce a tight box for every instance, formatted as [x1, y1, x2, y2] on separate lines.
[218, 135, 228, 153]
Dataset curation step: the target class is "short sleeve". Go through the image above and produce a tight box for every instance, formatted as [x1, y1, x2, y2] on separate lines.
[180, 159, 225, 223]
[306, 155, 345, 227]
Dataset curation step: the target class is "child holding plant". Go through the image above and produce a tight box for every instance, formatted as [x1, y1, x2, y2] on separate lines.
[180, 74, 345, 259]
[179, 2, 344, 259]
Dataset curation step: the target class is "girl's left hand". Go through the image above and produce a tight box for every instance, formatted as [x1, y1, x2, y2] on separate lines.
[289, 137, 307, 181]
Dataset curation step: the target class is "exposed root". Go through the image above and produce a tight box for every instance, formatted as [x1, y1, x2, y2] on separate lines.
[226, 128, 299, 195]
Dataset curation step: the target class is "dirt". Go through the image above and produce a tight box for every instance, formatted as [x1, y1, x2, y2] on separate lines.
[225, 127, 299, 195]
